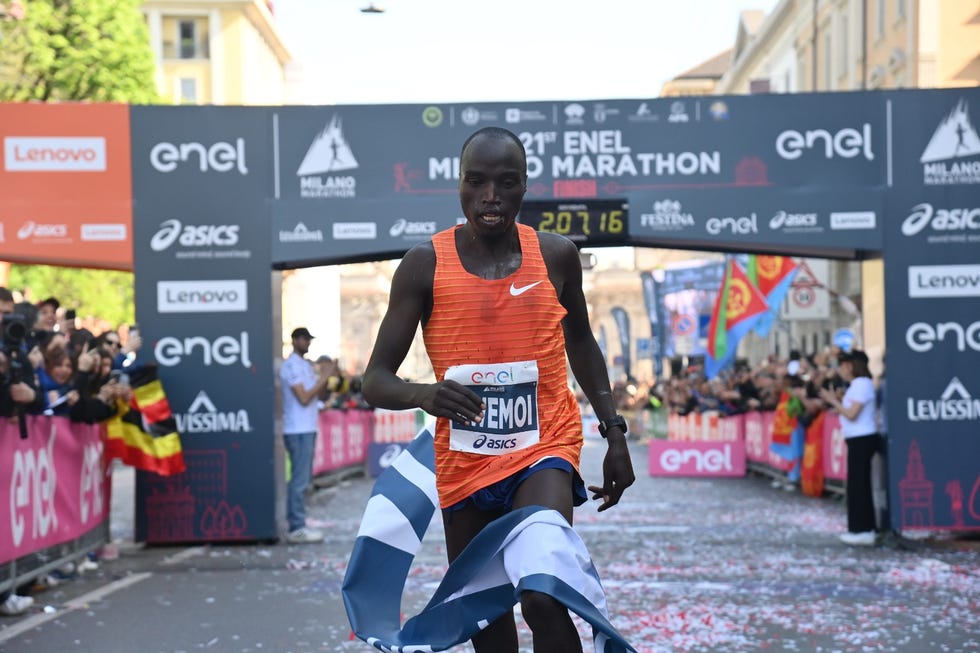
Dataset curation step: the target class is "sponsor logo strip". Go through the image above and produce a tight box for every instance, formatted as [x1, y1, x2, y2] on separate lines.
[4, 137, 107, 172]
[157, 280, 248, 313]
[830, 211, 876, 230]
[908, 264, 980, 298]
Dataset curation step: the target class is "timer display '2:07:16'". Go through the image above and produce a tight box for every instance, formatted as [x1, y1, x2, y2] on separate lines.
[537, 210, 625, 235]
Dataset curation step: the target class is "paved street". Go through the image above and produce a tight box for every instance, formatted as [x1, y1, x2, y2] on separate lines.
[1, 438, 977, 653]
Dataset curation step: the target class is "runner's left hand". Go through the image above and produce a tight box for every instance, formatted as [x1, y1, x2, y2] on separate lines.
[588, 435, 634, 511]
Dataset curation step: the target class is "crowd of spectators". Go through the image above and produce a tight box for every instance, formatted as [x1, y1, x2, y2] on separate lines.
[0, 287, 143, 425]
[613, 348, 859, 424]
[0, 287, 144, 616]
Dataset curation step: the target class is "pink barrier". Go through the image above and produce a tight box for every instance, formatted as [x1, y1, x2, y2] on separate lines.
[313, 410, 372, 475]
[743, 412, 766, 462]
[667, 412, 745, 443]
[1, 416, 109, 565]
[669, 410, 848, 483]
[822, 412, 846, 481]
[649, 440, 746, 477]
[371, 409, 418, 443]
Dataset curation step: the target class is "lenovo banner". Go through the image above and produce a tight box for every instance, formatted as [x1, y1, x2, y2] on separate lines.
[0, 103, 132, 269]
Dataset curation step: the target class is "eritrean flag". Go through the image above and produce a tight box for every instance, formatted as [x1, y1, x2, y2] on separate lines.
[746, 255, 799, 338]
[105, 366, 185, 476]
[705, 259, 769, 379]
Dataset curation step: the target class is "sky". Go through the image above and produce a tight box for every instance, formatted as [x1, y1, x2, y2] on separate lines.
[274, 0, 780, 105]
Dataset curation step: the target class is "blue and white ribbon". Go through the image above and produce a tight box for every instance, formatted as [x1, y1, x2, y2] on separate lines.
[342, 425, 636, 652]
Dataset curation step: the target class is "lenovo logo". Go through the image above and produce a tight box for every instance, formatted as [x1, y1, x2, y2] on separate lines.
[4, 137, 107, 172]
[157, 280, 248, 313]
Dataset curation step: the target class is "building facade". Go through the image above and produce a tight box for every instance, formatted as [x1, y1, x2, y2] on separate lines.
[716, 0, 980, 95]
[142, 0, 290, 105]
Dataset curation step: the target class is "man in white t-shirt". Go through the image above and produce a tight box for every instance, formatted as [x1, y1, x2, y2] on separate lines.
[279, 327, 334, 544]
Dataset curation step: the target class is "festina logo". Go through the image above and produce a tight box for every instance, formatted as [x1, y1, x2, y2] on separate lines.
[906, 377, 980, 422]
[175, 391, 253, 433]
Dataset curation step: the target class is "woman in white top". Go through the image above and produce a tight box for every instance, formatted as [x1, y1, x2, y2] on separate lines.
[819, 350, 879, 546]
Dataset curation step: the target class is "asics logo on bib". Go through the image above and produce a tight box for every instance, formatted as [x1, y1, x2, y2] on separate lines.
[472, 434, 519, 450]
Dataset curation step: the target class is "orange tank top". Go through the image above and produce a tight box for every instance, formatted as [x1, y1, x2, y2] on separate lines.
[423, 223, 582, 508]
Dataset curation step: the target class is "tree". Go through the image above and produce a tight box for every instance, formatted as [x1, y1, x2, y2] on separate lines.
[0, 0, 157, 102]
[1, 0, 157, 326]
[8, 265, 134, 330]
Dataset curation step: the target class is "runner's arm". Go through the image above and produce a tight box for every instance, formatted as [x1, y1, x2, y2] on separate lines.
[543, 233, 635, 510]
[362, 244, 484, 422]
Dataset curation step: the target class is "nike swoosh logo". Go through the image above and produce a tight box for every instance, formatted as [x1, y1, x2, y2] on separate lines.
[509, 281, 543, 296]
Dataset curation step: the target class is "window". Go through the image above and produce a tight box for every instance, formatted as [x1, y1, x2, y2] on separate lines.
[162, 17, 209, 59]
[876, 0, 885, 38]
[179, 19, 197, 58]
[896, 0, 904, 19]
[178, 77, 198, 104]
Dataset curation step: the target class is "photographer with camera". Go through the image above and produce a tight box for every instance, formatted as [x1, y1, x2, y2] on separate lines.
[0, 288, 44, 425]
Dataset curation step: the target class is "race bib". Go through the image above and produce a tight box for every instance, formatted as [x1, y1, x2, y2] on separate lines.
[445, 360, 540, 455]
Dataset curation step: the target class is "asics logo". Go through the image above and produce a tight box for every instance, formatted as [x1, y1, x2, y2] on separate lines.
[509, 281, 543, 296]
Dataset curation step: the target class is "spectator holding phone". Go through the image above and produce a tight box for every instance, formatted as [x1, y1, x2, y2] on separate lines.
[819, 349, 880, 546]
[69, 343, 124, 423]
[95, 325, 143, 371]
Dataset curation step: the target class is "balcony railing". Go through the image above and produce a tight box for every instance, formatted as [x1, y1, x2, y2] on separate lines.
[162, 39, 210, 60]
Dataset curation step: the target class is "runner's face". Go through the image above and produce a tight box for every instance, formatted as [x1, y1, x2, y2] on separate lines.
[459, 136, 527, 235]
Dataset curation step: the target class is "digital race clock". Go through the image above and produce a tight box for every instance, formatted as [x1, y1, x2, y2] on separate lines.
[519, 199, 629, 245]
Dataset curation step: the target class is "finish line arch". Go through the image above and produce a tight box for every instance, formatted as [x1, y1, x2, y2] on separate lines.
[2, 87, 977, 541]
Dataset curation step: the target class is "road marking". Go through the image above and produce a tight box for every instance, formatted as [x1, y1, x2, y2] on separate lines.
[160, 545, 208, 565]
[0, 572, 152, 644]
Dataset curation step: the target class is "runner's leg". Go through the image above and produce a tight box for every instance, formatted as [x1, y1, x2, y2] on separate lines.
[511, 469, 583, 653]
[442, 503, 518, 653]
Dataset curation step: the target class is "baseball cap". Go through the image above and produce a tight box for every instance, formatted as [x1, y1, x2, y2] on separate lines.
[290, 327, 314, 340]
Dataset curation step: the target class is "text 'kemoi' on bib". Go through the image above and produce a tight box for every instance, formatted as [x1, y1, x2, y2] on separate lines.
[445, 360, 540, 455]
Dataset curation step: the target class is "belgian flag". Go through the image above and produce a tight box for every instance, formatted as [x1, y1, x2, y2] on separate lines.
[105, 366, 185, 476]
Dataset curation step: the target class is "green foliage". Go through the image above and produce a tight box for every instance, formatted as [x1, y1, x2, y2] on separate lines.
[0, 0, 150, 327]
[8, 264, 134, 329]
[0, 0, 158, 102]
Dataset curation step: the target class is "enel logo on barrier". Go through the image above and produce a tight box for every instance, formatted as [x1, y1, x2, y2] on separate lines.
[648, 440, 746, 477]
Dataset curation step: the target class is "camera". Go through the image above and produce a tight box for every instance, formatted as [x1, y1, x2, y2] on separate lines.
[109, 369, 130, 386]
[1, 314, 35, 385]
[3, 312, 28, 345]
[1, 313, 37, 438]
